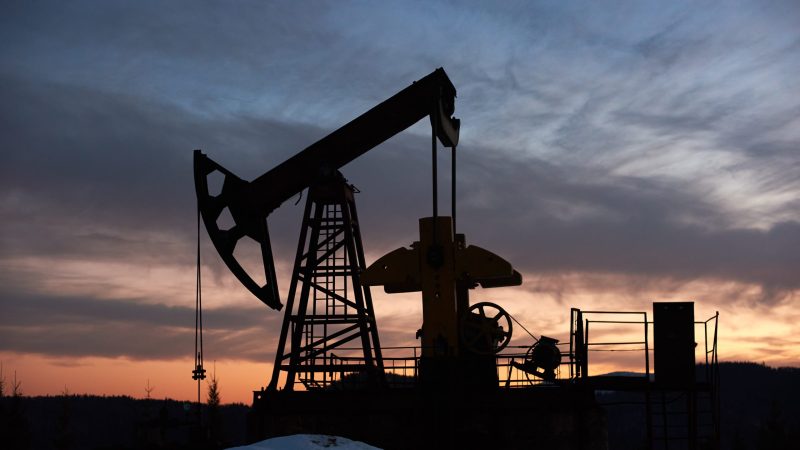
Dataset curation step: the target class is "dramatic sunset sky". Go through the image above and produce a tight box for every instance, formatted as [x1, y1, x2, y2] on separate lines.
[1, 1, 798, 404]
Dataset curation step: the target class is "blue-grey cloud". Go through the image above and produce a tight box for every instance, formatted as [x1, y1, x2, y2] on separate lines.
[1, 0, 798, 363]
[0, 288, 280, 361]
[1, 70, 798, 298]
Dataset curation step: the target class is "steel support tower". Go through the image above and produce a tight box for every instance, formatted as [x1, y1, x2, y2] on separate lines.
[268, 173, 384, 391]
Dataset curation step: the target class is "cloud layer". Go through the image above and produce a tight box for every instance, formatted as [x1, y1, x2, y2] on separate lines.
[1, 1, 798, 385]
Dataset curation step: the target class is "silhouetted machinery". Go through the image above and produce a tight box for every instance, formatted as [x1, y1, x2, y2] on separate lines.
[512, 335, 562, 382]
[195, 68, 523, 393]
[193, 68, 720, 450]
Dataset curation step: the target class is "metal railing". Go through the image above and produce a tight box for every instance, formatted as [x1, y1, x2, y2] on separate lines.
[296, 343, 575, 390]
[293, 308, 719, 393]
[571, 309, 651, 382]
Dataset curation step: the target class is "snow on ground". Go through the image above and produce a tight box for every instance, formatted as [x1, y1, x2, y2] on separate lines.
[226, 434, 382, 450]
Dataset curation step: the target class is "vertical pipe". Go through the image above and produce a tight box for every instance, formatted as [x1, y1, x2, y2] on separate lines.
[644, 313, 650, 380]
[194, 205, 204, 428]
[451, 145, 457, 234]
[584, 320, 590, 376]
[704, 322, 709, 381]
[431, 105, 438, 221]
[196, 377, 201, 428]
[578, 310, 585, 378]
[713, 312, 720, 450]
[644, 313, 653, 450]
[569, 309, 575, 379]
[414, 346, 418, 380]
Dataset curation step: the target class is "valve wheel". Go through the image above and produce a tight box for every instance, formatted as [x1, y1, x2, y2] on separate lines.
[460, 302, 512, 354]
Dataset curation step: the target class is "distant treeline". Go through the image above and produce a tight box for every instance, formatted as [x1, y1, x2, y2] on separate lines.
[0, 362, 798, 450]
[0, 393, 248, 450]
[601, 362, 800, 450]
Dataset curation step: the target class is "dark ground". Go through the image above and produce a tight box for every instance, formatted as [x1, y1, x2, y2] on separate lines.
[601, 362, 800, 450]
[0, 393, 249, 450]
[0, 362, 797, 450]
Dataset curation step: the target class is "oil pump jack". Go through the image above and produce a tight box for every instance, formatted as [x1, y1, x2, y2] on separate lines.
[193, 68, 720, 450]
[195, 68, 521, 393]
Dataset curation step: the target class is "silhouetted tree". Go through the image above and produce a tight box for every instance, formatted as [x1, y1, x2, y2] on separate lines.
[12, 369, 21, 396]
[207, 373, 220, 408]
[145, 378, 155, 399]
[7, 371, 31, 450]
[207, 367, 222, 445]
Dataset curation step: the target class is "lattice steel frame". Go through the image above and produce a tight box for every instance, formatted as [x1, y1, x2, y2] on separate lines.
[268, 174, 384, 391]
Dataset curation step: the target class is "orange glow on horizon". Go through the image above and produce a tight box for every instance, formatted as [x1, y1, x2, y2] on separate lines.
[2, 253, 798, 402]
[0, 353, 272, 405]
